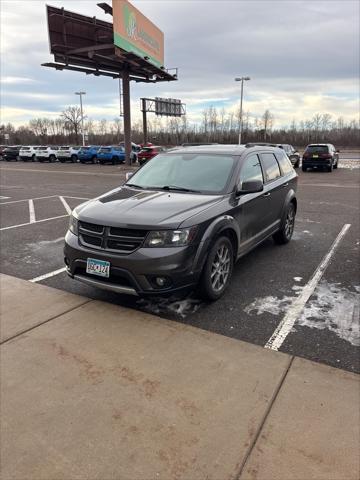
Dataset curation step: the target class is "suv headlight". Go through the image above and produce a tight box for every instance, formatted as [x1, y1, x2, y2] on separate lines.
[144, 227, 197, 247]
[69, 213, 79, 235]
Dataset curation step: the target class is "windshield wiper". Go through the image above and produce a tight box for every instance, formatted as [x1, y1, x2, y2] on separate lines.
[161, 185, 200, 193]
[125, 183, 145, 190]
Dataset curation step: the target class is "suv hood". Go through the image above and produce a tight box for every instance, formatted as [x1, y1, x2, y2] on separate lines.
[75, 186, 223, 229]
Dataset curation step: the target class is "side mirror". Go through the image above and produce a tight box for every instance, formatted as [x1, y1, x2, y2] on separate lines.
[237, 180, 263, 195]
[125, 172, 134, 181]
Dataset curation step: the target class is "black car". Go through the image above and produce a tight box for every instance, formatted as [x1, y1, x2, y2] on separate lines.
[3, 146, 20, 161]
[302, 144, 339, 172]
[246, 143, 300, 167]
[64, 145, 297, 300]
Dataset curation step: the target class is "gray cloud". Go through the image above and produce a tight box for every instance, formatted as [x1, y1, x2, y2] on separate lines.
[1, 0, 359, 125]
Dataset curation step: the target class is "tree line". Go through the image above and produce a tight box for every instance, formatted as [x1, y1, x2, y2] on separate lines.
[1, 105, 359, 147]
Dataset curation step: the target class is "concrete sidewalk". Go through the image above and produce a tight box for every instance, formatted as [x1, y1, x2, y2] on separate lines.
[1, 274, 359, 480]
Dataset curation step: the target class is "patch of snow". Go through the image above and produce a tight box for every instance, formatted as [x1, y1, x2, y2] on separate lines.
[245, 282, 360, 346]
[297, 282, 360, 346]
[137, 295, 203, 318]
[294, 277, 303, 282]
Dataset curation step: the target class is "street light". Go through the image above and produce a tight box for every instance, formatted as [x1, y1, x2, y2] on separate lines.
[75, 91, 86, 146]
[234, 77, 250, 145]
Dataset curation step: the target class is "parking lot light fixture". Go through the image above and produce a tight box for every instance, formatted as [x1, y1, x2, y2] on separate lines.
[234, 77, 250, 145]
[75, 91, 86, 146]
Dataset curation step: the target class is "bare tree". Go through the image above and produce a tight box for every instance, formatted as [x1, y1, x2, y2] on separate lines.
[261, 110, 274, 140]
[61, 106, 82, 143]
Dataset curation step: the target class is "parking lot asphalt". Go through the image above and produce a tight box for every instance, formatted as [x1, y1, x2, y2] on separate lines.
[1, 159, 359, 373]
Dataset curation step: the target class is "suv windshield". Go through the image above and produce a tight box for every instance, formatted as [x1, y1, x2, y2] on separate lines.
[306, 145, 329, 153]
[127, 153, 235, 194]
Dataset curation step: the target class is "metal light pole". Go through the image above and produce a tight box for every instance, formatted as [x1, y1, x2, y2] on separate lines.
[75, 91, 86, 146]
[234, 77, 250, 145]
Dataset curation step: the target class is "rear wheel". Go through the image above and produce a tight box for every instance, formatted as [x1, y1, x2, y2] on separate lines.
[199, 236, 234, 301]
[333, 158, 338, 169]
[71, 155, 77, 163]
[49, 155, 56, 163]
[92, 155, 97, 164]
[273, 203, 296, 245]
[31, 154, 36, 162]
[327, 162, 333, 172]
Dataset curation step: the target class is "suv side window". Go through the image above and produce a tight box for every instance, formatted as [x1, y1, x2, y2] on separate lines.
[260, 153, 281, 182]
[239, 154, 264, 185]
[275, 151, 293, 175]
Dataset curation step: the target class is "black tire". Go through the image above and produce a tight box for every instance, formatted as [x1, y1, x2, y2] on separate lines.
[49, 155, 56, 163]
[113, 156, 119, 165]
[294, 160, 300, 168]
[31, 154, 36, 162]
[92, 155, 97, 164]
[273, 203, 296, 245]
[199, 236, 234, 301]
[333, 158, 338, 169]
[327, 162, 333, 173]
[302, 165, 307, 172]
[71, 155, 77, 163]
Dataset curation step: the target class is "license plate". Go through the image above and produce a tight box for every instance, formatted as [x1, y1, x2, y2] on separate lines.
[86, 258, 110, 278]
[313, 154, 319, 158]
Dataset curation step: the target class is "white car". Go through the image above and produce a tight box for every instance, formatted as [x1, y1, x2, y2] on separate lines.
[57, 146, 81, 163]
[19, 146, 38, 162]
[36, 146, 59, 163]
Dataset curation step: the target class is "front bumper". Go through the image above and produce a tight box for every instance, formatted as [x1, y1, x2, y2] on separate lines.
[64, 230, 202, 296]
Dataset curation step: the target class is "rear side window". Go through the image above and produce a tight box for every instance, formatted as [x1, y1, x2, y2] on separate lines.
[275, 151, 294, 175]
[240, 154, 264, 185]
[260, 153, 281, 182]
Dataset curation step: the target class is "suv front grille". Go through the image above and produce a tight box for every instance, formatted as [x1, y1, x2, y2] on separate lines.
[78, 221, 147, 254]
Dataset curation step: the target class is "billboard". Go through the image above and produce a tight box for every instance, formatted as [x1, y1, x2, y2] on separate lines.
[155, 98, 182, 117]
[113, 0, 164, 68]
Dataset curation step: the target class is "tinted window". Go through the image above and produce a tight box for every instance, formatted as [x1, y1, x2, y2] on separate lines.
[240, 154, 263, 185]
[261, 153, 281, 182]
[276, 151, 294, 175]
[100, 148, 111, 152]
[128, 153, 235, 194]
[305, 145, 329, 154]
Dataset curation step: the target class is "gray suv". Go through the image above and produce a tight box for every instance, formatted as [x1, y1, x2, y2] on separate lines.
[64, 145, 297, 300]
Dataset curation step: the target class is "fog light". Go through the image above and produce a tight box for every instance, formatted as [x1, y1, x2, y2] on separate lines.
[156, 276, 167, 287]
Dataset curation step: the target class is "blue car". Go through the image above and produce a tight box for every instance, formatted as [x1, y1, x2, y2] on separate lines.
[78, 146, 100, 164]
[98, 146, 125, 165]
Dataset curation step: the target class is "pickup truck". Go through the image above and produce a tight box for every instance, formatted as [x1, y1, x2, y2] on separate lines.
[78, 146, 100, 164]
[57, 146, 81, 163]
[36, 146, 59, 162]
[98, 146, 125, 165]
[19, 146, 38, 162]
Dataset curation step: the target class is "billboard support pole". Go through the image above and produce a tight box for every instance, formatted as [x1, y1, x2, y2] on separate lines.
[122, 71, 131, 165]
[141, 98, 147, 145]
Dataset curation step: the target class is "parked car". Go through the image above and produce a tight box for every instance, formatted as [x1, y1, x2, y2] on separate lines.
[3, 146, 20, 161]
[119, 142, 140, 163]
[98, 146, 125, 165]
[302, 144, 339, 172]
[0, 145, 8, 160]
[138, 146, 166, 165]
[64, 144, 297, 300]
[57, 146, 81, 163]
[36, 146, 59, 162]
[245, 143, 300, 168]
[19, 146, 38, 162]
[78, 146, 100, 164]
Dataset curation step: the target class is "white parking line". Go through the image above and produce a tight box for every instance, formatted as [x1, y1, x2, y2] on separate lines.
[28, 199, 36, 223]
[29, 267, 67, 283]
[0, 196, 11, 200]
[59, 196, 72, 215]
[265, 223, 351, 351]
[0, 195, 59, 205]
[0, 214, 69, 231]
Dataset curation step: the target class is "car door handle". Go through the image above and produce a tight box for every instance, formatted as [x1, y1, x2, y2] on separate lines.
[263, 192, 271, 197]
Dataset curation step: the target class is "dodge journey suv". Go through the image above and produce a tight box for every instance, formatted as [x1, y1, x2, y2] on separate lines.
[64, 145, 297, 300]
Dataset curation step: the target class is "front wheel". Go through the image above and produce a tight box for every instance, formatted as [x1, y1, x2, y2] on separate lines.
[199, 236, 234, 301]
[273, 203, 296, 245]
[71, 155, 77, 163]
[49, 155, 56, 163]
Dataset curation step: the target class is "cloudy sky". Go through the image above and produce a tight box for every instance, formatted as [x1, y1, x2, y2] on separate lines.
[1, 0, 359, 127]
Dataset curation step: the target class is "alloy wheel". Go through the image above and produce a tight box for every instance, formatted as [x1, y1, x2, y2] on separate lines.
[211, 244, 231, 292]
